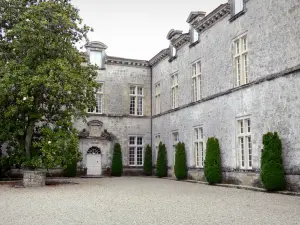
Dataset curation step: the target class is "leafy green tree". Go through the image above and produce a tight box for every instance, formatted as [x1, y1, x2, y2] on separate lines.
[143, 144, 152, 176]
[204, 137, 222, 184]
[111, 143, 123, 176]
[260, 132, 285, 191]
[0, 0, 98, 169]
[174, 142, 187, 180]
[156, 142, 168, 178]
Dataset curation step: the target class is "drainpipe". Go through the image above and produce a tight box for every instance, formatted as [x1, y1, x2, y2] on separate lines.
[150, 64, 153, 155]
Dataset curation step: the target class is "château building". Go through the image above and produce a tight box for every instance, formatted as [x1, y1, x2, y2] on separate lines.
[74, 0, 300, 190]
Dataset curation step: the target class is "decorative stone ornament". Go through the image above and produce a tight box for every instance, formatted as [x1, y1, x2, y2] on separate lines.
[23, 170, 46, 187]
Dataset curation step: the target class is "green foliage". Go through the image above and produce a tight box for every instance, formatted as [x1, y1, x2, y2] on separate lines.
[63, 160, 78, 177]
[0, 0, 98, 169]
[143, 144, 152, 176]
[111, 143, 123, 177]
[260, 132, 285, 191]
[174, 142, 187, 180]
[156, 142, 168, 178]
[204, 137, 222, 184]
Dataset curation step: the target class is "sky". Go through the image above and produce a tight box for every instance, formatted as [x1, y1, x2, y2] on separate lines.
[72, 0, 226, 60]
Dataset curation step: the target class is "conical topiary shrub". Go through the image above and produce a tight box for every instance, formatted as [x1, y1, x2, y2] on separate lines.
[143, 144, 152, 176]
[156, 142, 168, 178]
[111, 143, 123, 176]
[174, 142, 187, 180]
[204, 137, 222, 184]
[260, 132, 285, 191]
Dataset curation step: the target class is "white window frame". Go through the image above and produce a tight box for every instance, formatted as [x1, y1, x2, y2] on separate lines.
[155, 83, 161, 114]
[194, 127, 204, 168]
[172, 46, 177, 57]
[192, 60, 202, 101]
[129, 85, 144, 116]
[192, 28, 199, 43]
[172, 131, 179, 165]
[234, 0, 244, 15]
[171, 73, 179, 109]
[88, 82, 104, 114]
[129, 136, 144, 166]
[155, 134, 161, 162]
[89, 51, 102, 68]
[237, 118, 252, 170]
[234, 35, 248, 86]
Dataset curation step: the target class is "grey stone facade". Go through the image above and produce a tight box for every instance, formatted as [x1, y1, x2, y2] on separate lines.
[75, 0, 300, 189]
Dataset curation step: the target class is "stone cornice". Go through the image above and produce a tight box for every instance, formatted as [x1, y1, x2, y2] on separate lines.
[106, 56, 149, 68]
[194, 3, 230, 33]
[173, 33, 190, 49]
[149, 48, 169, 67]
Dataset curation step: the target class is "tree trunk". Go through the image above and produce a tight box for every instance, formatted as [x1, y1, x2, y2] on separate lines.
[25, 121, 35, 158]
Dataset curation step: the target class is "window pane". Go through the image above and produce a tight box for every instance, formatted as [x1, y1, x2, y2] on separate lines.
[137, 87, 143, 95]
[193, 29, 198, 42]
[243, 37, 247, 51]
[137, 147, 143, 166]
[90, 51, 102, 67]
[129, 137, 135, 145]
[240, 120, 244, 134]
[195, 142, 199, 167]
[130, 96, 135, 115]
[235, 0, 244, 14]
[172, 47, 176, 57]
[96, 94, 102, 113]
[197, 62, 201, 74]
[247, 119, 251, 132]
[240, 137, 245, 167]
[235, 40, 240, 54]
[98, 83, 103, 93]
[129, 147, 135, 165]
[130, 86, 135, 95]
[137, 96, 143, 115]
[137, 137, 143, 145]
[200, 142, 204, 167]
[244, 54, 248, 84]
[248, 136, 252, 168]
[192, 64, 196, 77]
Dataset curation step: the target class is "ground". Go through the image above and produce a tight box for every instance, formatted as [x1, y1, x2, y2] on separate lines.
[0, 177, 299, 225]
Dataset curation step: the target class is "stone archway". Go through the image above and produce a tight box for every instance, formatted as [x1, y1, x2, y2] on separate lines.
[86, 146, 102, 176]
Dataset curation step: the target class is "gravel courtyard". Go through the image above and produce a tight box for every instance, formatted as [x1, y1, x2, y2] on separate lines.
[0, 177, 300, 225]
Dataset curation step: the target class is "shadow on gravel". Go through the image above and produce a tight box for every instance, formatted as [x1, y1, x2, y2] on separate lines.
[0, 180, 79, 188]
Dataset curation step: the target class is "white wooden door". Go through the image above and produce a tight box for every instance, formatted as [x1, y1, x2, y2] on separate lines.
[86, 155, 102, 175]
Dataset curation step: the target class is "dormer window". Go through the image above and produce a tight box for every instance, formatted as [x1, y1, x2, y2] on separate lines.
[234, 0, 244, 14]
[90, 51, 102, 68]
[192, 28, 199, 43]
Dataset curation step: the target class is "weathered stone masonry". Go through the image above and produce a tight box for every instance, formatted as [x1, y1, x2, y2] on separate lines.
[74, 0, 300, 190]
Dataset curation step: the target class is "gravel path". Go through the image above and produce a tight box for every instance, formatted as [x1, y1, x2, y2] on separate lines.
[0, 177, 300, 225]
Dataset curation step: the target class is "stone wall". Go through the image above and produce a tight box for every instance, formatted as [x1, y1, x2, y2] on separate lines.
[151, 0, 300, 189]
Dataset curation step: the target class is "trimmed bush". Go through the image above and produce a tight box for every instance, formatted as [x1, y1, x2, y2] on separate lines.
[156, 142, 168, 178]
[260, 132, 285, 191]
[63, 160, 77, 177]
[111, 143, 123, 176]
[174, 142, 187, 180]
[143, 144, 152, 176]
[204, 137, 222, 184]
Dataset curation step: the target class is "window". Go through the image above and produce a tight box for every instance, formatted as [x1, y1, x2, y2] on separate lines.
[129, 136, 144, 166]
[129, 86, 143, 116]
[90, 51, 102, 68]
[172, 132, 179, 165]
[237, 118, 252, 170]
[155, 83, 161, 114]
[194, 127, 204, 168]
[88, 82, 104, 114]
[192, 61, 202, 101]
[171, 74, 179, 109]
[234, 0, 244, 15]
[192, 28, 199, 43]
[172, 46, 176, 57]
[155, 134, 161, 162]
[234, 36, 248, 86]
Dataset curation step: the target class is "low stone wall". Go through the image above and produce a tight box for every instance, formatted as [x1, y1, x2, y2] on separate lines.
[23, 170, 46, 187]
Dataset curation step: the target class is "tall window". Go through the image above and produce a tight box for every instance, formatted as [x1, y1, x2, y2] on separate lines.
[90, 51, 102, 68]
[155, 134, 161, 161]
[235, 35, 248, 86]
[237, 118, 252, 170]
[194, 127, 204, 168]
[171, 74, 179, 109]
[172, 46, 177, 57]
[155, 83, 161, 114]
[192, 61, 202, 101]
[129, 136, 144, 166]
[234, 0, 244, 15]
[88, 82, 104, 114]
[192, 28, 198, 43]
[172, 132, 179, 165]
[129, 86, 143, 116]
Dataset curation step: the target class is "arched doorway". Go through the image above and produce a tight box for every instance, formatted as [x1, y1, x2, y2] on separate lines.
[86, 147, 102, 176]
